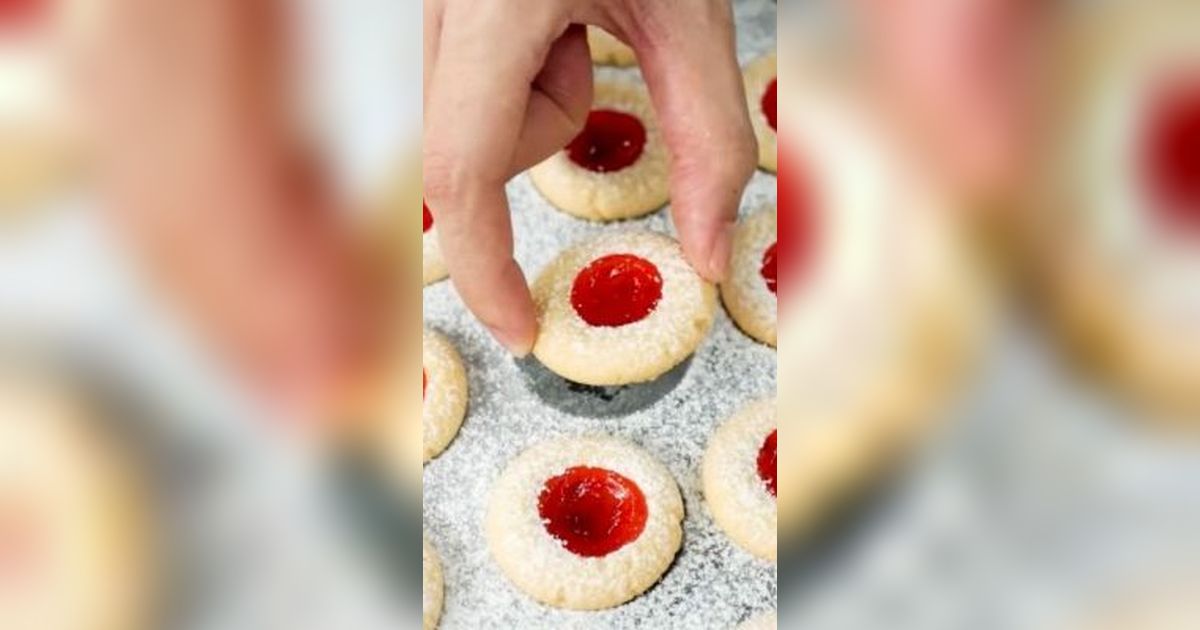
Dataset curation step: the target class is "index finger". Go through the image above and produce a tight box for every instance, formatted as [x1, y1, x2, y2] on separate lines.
[422, 0, 561, 354]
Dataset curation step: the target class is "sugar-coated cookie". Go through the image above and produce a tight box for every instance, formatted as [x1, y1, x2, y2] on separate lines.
[423, 536, 443, 630]
[530, 81, 669, 221]
[486, 435, 683, 610]
[722, 206, 778, 346]
[738, 610, 778, 630]
[0, 374, 156, 630]
[744, 52, 777, 172]
[587, 26, 636, 67]
[703, 399, 776, 562]
[531, 230, 717, 386]
[422, 201, 448, 285]
[423, 328, 467, 462]
[1031, 0, 1200, 417]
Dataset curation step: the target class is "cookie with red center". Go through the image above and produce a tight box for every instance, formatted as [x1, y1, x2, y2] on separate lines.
[529, 81, 669, 221]
[422, 201, 448, 285]
[0, 0, 92, 213]
[422, 328, 467, 462]
[1033, 0, 1200, 416]
[586, 26, 636, 67]
[423, 535, 443, 630]
[703, 399, 777, 562]
[531, 230, 717, 386]
[744, 52, 777, 172]
[485, 435, 683, 610]
[722, 206, 780, 346]
[0, 374, 156, 630]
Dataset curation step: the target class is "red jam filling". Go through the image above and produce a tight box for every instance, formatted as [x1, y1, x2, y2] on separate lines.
[761, 242, 778, 295]
[423, 202, 434, 233]
[422, 368, 427, 399]
[566, 110, 647, 173]
[1142, 75, 1200, 234]
[762, 78, 778, 131]
[757, 430, 777, 497]
[570, 254, 663, 327]
[537, 466, 648, 557]
[776, 145, 817, 302]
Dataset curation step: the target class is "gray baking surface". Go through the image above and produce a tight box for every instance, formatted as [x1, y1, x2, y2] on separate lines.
[420, 2, 779, 628]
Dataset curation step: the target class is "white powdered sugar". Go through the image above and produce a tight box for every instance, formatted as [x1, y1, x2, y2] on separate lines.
[422, 1, 777, 627]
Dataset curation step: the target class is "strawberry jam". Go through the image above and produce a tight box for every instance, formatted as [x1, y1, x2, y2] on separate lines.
[571, 254, 663, 327]
[566, 110, 647, 173]
[423, 202, 433, 233]
[537, 466, 648, 557]
[1142, 75, 1200, 234]
[757, 430, 777, 497]
[762, 78, 778, 131]
[761, 242, 778, 295]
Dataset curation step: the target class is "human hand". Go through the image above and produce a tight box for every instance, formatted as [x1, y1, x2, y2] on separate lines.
[423, 0, 757, 355]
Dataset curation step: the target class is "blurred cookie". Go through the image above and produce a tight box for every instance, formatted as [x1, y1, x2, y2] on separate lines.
[1031, 0, 1200, 418]
[423, 535, 443, 630]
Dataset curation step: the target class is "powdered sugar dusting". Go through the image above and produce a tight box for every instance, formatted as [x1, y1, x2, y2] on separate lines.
[422, 1, 777, 627]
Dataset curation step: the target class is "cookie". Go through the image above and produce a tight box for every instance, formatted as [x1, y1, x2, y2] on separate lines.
[721, 206, 778, 346]
[587, 26, 636, 67]
[485, 435, 683, 610]
[423, 328, 467, 462]
[0, 374, 156, 630]
[423, 536, 443, 630]
[529, 81, 669, 221]
[1030, 0, 1200, 417]
[422, 200, 448, 285]
[773, 50, 985, 539]
[744, 52, 777, 172]
[531, 230, 717, 386]
[738, 610, 778, 630]
[703, 398, 777, 562]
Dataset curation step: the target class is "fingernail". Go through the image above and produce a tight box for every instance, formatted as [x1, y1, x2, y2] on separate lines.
[489, 324, 534, 358]
[706, 222, 736, 282]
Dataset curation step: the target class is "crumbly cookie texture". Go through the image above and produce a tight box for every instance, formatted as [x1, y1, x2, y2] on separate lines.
[531, 230, 717, 386]
[1032, 0, 1200, 417]
[722, 206, 778, 346]
[744, 52, 777, 172]
[587, 27, 637, 67]
[529, 81, 669, 221]
[422, 329, 468, 462]
[423, 536, 444, 630]
[0, 376, 155, 630]
[423, 225, 448, 285]
[703, 398, 777, 562]
[486, 435, 683, 610]
[738, 610, 778, 630]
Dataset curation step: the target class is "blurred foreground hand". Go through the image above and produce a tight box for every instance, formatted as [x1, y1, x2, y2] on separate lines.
[76, 0, 377, 423]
